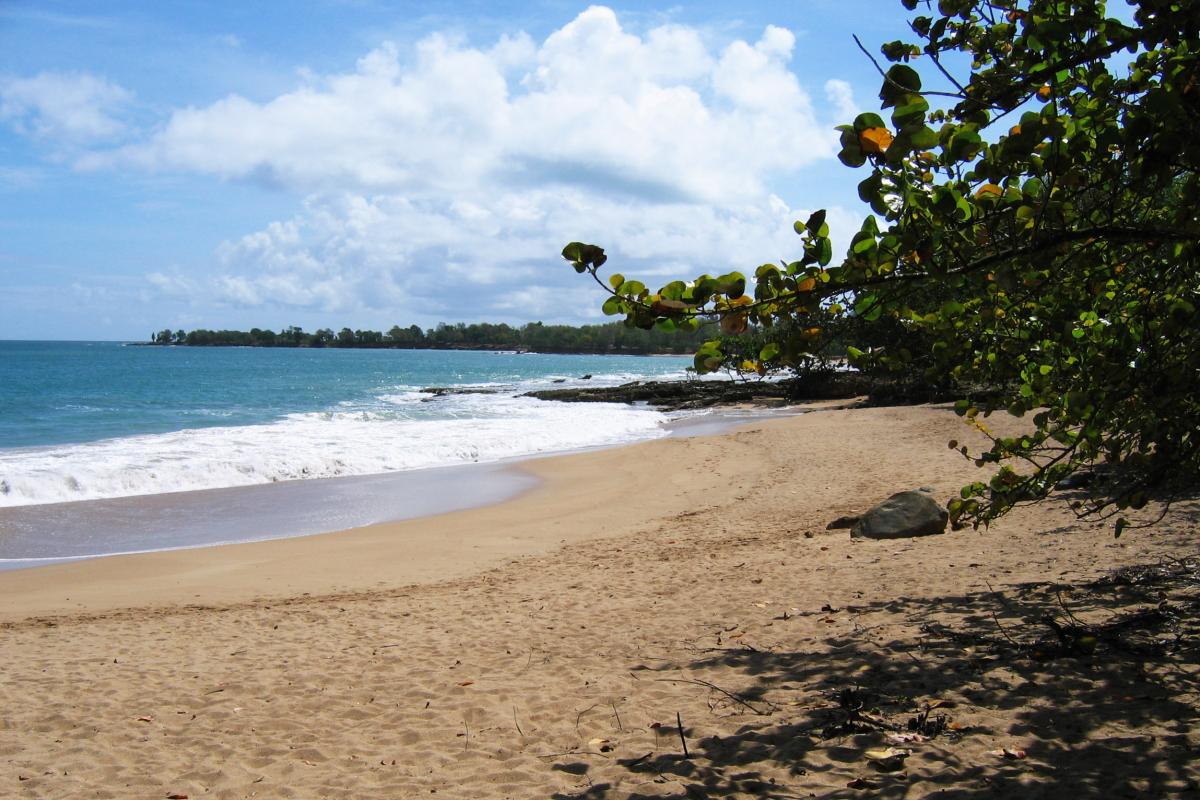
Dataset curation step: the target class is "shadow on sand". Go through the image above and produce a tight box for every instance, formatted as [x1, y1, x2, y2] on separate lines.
[552, 556, 1199, 799]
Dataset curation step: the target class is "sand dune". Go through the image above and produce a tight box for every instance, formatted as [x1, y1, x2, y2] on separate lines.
[2, 404, 1196, 798]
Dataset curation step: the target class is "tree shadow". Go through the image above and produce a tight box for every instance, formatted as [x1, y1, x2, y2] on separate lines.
[552, 557, 1200, 799]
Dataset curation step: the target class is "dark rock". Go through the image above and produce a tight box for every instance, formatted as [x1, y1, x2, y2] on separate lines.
[1055, 471, 1095, 490]
[523, 379, 793, 411]
[522, 372, 979, 412]
[851, 490, 948, 539]
[580, 374, 592, 380]
[420, 387, 499, 397]
[826, 514, 861, 530]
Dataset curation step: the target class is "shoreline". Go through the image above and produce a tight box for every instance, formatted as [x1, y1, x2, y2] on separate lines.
[0, 402, 830, 620]
[0, 404, 795, 572]
[2, 403, 1196, 797]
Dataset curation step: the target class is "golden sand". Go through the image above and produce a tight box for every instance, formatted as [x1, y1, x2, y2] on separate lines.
[2, 403, 1196, 798]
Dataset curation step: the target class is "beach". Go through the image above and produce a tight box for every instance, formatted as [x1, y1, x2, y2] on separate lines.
[1, 402, 1197, 798]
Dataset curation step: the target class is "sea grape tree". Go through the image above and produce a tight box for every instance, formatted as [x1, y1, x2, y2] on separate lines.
[564, 0, 1199, 531]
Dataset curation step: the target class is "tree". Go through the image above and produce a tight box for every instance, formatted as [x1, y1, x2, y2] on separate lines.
[564, 0, 1198, 532]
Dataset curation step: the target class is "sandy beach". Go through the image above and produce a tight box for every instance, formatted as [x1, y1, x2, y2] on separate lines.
[1, 403, 1197, 798]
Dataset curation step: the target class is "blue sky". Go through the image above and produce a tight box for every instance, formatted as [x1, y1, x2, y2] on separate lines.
[2, 0, 914, 340]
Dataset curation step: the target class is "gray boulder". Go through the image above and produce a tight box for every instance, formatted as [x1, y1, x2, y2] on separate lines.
[851, 490, 948, 539]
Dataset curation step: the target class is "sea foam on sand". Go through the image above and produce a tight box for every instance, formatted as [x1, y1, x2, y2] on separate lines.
[0, 392, 667, 508]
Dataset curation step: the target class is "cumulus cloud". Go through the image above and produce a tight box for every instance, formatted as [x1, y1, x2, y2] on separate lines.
[91, 6, 831, 202]
[201, 188, 854, 324]
[824, 78, 859, 121]
[0, 71, 131, 143]
[73, 6, 851, 322]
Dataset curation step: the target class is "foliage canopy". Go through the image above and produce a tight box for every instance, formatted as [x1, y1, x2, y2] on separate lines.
[564, 0, 1199, 532]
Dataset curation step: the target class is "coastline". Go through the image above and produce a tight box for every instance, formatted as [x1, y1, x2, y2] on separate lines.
[0, 402, 826, 620]
[2, 403, 1196, 797]
[0, 403, 787, 573]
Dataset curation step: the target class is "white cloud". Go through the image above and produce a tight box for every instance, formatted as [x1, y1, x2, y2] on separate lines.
[63, 6, 854, 323]
[824, 78, 859, 122]
[89, 6, 831, 205]
[0, 71, 131, 143]
[145, 270, 199, 298]
[199, 187, 855, 324]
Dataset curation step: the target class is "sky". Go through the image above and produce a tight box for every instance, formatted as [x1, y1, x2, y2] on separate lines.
[1, 0, 916, 341]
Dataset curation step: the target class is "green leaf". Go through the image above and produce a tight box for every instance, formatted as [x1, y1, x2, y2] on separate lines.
[717, 273, 747, 299]
[759, 342, 781, 361]
[880, 64, 922, 108]
[948, 129, 982, 161]
[818, 238, 833, 266]
[561, 242, 606, 269]
[804, 210, 827, 235]
[892, 96, 929, 127]
[907, 125, 939, 150]
[853, 112, 886, 132]
[838, 141, 868, 168]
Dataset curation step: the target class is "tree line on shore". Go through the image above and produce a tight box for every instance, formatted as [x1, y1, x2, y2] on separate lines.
[149, 320, 710, 355]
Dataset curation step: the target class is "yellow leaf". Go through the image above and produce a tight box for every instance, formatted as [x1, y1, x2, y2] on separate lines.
[974, 183, 1002, 199]
[1037, 85, 1052, 101]
[796, 277, 816, 292]
[859, 127, 894, 155]
[866, 748, 909, 760]
[651, 298, 688, 315]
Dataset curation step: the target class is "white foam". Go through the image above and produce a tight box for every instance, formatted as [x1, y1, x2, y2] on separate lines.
[0, 394, 668, 508]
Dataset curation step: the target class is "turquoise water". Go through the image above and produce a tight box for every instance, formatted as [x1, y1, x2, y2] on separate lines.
[0, 341, 694, 508]
[0, 341, 690, 449]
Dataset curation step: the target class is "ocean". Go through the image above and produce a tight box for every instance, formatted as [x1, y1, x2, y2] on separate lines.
[0, 341, 707, 567]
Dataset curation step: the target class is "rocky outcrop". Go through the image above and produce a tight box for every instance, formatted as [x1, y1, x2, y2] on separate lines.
[522, 380, 793, 411]
[522, 372, 961, 412]
[850, 490, 949, 539]
[420, 387, 499, 397]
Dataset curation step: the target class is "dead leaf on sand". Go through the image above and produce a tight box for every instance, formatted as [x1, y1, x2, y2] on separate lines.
[989, 747, 1027, 759]
[865, 747, 910, 771]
